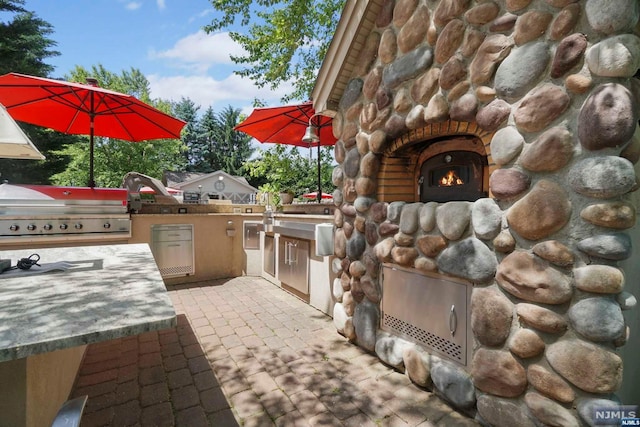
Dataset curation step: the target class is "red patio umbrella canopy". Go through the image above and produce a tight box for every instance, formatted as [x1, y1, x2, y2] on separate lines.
[0, 72, 186, 186]
[234, 101, 336, 147]
[234, 102, 336, 203]
[302, 191, 332, 199]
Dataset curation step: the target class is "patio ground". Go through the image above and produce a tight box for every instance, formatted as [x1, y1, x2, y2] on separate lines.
[70, 276, 479, 426]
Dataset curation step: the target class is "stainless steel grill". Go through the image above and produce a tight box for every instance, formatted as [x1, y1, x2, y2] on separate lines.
[0, 183, 131, 245]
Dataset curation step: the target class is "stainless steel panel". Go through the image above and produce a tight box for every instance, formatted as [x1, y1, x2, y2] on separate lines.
[278, 236, 309, 295]
[264, 235, 275, 276]
[273, 221, 316, 240]
[244, 222, 259, 249]
[151, 225, 192, 242]
[0, 215, 131, 238]
[151, 224, 194, 278]
[381, 264, 470, 366]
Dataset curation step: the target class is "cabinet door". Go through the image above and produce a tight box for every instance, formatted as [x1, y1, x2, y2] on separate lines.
[287, 239, 309, 295]
[264, 235, 275, 276]
[153, 241, 194, 277]
[381, 264, 470, 365]
[277, 237, 291, 285]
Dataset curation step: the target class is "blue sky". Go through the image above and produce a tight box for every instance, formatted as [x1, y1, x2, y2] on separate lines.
[25, 0, 293, 115]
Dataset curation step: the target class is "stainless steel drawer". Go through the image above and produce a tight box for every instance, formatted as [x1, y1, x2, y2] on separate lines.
[151, 225, 192, 242]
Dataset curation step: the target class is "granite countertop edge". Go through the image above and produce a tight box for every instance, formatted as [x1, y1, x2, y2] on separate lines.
[0, 314, 176, 362]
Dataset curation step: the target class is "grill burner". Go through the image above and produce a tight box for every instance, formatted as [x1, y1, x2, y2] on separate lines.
[419, 151, 486, 203]
[0, 184, 130, 243]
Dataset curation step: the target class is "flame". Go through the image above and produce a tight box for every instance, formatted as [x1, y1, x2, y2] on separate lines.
[439, 170, 464, 186]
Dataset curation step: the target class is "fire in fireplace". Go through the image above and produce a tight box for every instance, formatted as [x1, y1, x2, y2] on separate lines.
[437, 169, 465, 187]
[419, 150, 487, 203]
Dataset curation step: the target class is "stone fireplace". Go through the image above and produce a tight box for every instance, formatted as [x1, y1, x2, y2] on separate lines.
[314, 0, 640, 425]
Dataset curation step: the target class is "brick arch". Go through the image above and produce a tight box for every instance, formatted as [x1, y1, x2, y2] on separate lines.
[377, 120, 497, 203]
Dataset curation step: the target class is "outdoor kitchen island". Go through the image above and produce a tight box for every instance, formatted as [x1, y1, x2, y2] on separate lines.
[0, 243, 176, 427]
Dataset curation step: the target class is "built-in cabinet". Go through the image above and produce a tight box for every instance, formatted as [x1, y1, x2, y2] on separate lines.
[150, 224, 194, 278]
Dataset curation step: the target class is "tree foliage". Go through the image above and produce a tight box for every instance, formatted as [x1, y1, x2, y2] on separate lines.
[0, 0, 68, 185]
[172, 97, 200, 167]
[204, 0, 345, 102]
[0, 0, 59, 77]
[185, 105, 253, 176]
[245, 144, 334, 199]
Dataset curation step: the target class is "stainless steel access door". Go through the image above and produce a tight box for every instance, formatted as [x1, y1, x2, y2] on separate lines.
[264, 234, 275, 276]
[278, 236, 309, 295]
[380, 263, 471, 366]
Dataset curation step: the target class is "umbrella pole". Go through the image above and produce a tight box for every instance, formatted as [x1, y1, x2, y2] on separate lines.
[89, 123, 95, 188]
[317, 142, 322, 203]
[88, 92, 95, 188]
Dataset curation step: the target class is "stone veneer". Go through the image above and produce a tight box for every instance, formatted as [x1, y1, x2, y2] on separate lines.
[328, 0, 640, 425]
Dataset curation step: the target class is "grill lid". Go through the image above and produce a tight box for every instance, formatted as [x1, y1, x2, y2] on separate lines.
[0, 184, 128, 215]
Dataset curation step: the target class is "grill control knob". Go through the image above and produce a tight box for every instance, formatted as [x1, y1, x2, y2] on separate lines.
[74, 223, 83, 230]
[27, 224, 37, 231]
[9, 224, 19, 231]
[60, 224, 68, 230]
[103, 222, 111, 229]
[43, 224, 53, 231]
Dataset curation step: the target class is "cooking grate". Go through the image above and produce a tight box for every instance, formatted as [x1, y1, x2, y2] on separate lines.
[383, 313, 462, 362]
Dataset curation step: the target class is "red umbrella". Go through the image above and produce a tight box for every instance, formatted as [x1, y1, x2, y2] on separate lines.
[234, 101, 336, 202]
[0, 72, 186, 187]
[302, 191, 333, 200]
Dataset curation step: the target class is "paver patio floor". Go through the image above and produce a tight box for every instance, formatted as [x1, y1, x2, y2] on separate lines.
[71, 276, 479, 426]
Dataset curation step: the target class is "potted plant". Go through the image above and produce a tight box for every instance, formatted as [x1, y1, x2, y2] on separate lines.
[279, 189, 294, 205]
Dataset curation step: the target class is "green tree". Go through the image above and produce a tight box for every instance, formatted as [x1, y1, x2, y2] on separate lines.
[0, 0, 59, 77]
[0, 0, 68, 184]
[49, 65, 187, 187]
[192, 106, 217, 172]
[215, 105, 253, 176]
[172, 97, 200, 168]
[190, 105, 253, 175]
[245, 144, 334, 201]
[204, 0, 345, 102]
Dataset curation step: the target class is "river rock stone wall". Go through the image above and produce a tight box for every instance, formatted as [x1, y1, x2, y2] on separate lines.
[328, 0, 640, 425]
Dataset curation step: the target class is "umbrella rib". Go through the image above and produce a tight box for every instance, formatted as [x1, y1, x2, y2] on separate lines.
[2, 85, 93, 114]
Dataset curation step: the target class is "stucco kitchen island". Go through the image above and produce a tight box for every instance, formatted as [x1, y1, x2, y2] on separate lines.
[0, 243, 176, 427]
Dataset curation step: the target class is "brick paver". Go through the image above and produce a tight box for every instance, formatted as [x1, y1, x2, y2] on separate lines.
[72, 276, 477, 426]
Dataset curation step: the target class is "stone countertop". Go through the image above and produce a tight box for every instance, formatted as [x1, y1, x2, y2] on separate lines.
[0, 244, 176, 362]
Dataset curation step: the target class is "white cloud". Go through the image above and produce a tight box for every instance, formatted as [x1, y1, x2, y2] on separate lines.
[149, 31, 245, 73]
[156, 0, 166, 10]
[125, 1, 142, 10]
[148, 73, 293, 111]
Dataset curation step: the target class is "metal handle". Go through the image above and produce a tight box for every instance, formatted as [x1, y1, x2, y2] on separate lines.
[449, 305, 457, 336]
[284, 241, 290, 265]
[290, 242, 298, 265]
